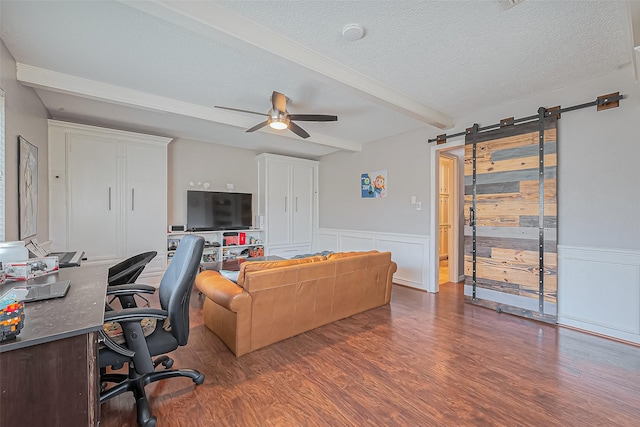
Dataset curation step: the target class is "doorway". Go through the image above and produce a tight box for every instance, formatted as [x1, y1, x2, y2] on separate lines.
[438, 154, 455, 285]
[429, 139, 464, 293]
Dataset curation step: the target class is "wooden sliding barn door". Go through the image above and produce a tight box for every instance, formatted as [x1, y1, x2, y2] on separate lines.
[464, 117, 558, 322]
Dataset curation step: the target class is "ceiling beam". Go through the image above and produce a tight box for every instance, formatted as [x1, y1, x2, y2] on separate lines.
[120, 0, 454, 130]
[16, 63, 362, 152]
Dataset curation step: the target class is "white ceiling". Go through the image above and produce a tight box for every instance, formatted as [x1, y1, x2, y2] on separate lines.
[0, 1, 635, 158]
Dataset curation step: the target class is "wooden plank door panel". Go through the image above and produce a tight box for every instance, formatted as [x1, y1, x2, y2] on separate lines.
[464, 119, 557, 319]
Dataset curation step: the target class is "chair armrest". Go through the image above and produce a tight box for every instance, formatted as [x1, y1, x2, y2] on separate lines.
[99, 328, 135, 357]
[102, 308, 167, 375]
[106, 283, 156, 296]
[195, 270, 250, 312]
[104, 307, 167, 323]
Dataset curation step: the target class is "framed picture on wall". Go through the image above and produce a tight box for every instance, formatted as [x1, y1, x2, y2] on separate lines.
[361, 169, 387, 198]
[18, 135, 38, 239]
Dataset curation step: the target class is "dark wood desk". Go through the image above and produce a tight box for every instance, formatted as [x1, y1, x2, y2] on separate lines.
[0, 264, 108, 427]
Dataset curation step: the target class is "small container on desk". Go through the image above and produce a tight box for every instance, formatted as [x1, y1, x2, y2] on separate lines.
[0, 289, 25, 343]
[3, 257, 59, 281]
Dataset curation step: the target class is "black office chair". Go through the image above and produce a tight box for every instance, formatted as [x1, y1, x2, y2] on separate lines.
[107, 251, 157, 309]
[99, 235, 205, 427]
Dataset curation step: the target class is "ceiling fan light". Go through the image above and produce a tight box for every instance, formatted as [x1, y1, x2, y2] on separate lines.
[269, 120, 288, 130]
[268, 116, 289, 130]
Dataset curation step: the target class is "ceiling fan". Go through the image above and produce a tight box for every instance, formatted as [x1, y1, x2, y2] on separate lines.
[215, 91, 338, 139]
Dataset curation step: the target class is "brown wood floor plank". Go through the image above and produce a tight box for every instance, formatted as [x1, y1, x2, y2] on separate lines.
[100, 283, 640, 426]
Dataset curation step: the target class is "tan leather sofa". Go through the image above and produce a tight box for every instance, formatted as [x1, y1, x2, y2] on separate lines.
[195, 251, 397, 356]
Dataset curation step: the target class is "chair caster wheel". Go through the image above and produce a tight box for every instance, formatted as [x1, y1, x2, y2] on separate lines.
[194, 373, 205, 385]
[162, 358, 174, 369]
[142, 416, 157, 427]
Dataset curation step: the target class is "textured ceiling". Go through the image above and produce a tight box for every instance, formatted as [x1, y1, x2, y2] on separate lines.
[0, 0, 634, 158]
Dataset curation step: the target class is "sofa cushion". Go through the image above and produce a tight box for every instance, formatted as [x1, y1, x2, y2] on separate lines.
[292, 250, 334, 259]
[326, 250, 379, 260]
[237, 255, 326, 287]
[220, 269, 240, 283]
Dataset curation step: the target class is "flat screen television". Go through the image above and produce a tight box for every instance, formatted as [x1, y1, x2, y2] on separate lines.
[187, 190, 253, 231]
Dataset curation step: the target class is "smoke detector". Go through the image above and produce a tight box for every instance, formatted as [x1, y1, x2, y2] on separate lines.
[342, 24, 364, 41]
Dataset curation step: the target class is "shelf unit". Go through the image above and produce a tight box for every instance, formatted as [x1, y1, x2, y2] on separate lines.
[167, 229, 264, 264]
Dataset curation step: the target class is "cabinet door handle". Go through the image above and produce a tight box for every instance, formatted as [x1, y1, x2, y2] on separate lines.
[131, 188, 135, 211]
[284, 196, 287, 213]
[295, 197, 298, 212]
[108, 187, 112, 211]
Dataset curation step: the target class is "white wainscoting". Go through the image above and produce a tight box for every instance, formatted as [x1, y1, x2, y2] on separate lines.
[317, 228, 430, 291]
[558, 245, 640, 344]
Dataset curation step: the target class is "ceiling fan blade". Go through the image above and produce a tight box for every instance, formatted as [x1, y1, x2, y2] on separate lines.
[215, 106, 269, 117]
[271, 91, 287, 113]
[288, 121, 311, 139]
[288, 114, 338, 122]
[246, 120, 269, 133]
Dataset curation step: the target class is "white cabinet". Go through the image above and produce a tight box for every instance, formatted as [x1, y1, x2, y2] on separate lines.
[291, 164, 313, 244]
[256, 154, 318, 257]
[66, 133, 120, 261]
[124, 142, 167, 260]
[48, 120, 171, 274]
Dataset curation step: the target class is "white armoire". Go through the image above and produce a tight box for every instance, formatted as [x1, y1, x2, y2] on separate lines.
[48, 120, 171, 274]
[256, 153, 318, 258]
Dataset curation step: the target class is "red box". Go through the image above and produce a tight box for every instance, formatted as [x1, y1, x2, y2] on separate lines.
[239, 232, 246, 245]
[223, 232, 238, 246]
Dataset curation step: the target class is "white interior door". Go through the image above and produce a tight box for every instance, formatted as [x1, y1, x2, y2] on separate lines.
[67, 135, 119, 261]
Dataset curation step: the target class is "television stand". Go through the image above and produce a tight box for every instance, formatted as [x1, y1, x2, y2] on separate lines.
[167, 229, 265, 265]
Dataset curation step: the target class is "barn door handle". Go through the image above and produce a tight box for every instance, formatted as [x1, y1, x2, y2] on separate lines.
[469, 207, 475, 226]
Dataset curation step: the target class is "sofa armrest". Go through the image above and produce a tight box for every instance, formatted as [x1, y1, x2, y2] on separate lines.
[195, 270, 250, 312]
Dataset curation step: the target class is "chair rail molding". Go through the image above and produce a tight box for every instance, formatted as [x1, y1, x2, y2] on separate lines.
[318, 228, 430, 291]
[558, 244, 640, 344]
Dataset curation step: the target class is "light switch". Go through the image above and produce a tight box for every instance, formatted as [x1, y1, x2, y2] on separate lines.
[411, 195, 417, 204]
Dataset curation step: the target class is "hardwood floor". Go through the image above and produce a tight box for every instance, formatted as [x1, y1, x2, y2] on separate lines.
[101, 282, 640, 426]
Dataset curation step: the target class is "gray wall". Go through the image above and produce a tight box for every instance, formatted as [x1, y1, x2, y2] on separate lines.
[319, 66, 640, 252]
[319, 127, 431, 235]
[1, 39, 49, 242]
[167, 138, 259, 227]
[454, 67, 639, 251]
